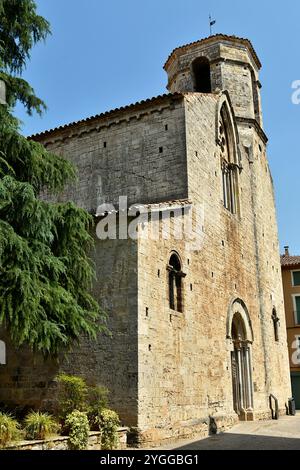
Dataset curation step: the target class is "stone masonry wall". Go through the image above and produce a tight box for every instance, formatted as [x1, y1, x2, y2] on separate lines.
[0, 235, 139, 427]
[185, 93, 291, 410]
[0, 37, 292, 445]
[136, 92, 291, 444]
[40, 95, 187, 212]
[0, 94, 190, 427]
[166, 39, 260, 123]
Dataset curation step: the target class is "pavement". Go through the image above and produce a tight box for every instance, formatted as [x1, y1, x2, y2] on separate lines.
[157, 413, 300, 450]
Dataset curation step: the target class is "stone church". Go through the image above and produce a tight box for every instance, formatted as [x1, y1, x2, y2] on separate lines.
[0, 34, 291, 444]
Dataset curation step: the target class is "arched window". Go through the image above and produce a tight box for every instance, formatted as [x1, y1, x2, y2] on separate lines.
[167, 253, 185, 313]
[219, 105, 238, 214]
[192, 57, 212, 93]
[272, 309, 280, 342]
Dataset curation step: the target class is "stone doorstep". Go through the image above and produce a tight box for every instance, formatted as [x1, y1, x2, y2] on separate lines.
[3, 427, 128, 451]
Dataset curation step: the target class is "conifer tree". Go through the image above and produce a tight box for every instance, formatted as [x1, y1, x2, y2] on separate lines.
[0, 0, 106, 355]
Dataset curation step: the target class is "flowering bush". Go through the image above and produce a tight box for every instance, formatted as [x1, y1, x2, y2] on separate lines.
[98, 409, 120, 450]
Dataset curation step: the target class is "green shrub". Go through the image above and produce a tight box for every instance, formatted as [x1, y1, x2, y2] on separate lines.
[87, 385, 109, 430]
[65, 410, 90, 450]
[98, 409, 120, 450]
[0, 412, 20, 448]
[24, 411, 60, 440]
[56, 374, 88, 420]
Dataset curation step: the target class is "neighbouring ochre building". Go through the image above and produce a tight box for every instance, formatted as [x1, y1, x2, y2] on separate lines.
[281, 247, 300, 409]
[0, 34, 292, 445]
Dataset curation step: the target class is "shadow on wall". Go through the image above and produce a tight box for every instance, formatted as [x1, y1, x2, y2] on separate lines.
[0, 330, 60, 419]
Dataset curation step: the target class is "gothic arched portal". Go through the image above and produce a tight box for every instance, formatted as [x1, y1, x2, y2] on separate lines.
[227, 299, 254, 421]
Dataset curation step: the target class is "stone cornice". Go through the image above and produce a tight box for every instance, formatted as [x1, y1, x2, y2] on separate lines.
[236, 117, 268, 144]
[164, 34, 262, 71]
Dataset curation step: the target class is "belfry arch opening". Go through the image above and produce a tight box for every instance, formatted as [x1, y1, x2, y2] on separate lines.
[192, 57, 212, 93]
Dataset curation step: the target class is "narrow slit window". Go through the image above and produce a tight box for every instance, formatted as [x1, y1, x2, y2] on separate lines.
[272, 309, 280, 342]
[167, 253, 185, 313]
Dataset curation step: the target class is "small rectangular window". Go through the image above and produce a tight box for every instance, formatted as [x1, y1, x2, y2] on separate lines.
[293, 271, 300, 286]
[295, 296, 300, 324]
[159, 147, 163, 154]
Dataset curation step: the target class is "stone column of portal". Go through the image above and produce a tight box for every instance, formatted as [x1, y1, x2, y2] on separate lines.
[241, 347, 248, 408]
[236, 345, 245, 416]
[245, 346, 254, 420]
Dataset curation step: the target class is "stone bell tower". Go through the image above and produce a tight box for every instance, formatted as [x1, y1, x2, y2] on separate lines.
[164, 34, 263, 127]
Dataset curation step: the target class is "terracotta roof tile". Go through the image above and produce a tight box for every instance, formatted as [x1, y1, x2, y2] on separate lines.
[164, 34, 261, 70]
[29, 93, 184, 141]
[281, 255, 300, 268]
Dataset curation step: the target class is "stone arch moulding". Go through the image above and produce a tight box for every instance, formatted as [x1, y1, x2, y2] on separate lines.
[226, 298, 254, 343]
[216, 92, 242, 168]
[169, 250, 183, 266]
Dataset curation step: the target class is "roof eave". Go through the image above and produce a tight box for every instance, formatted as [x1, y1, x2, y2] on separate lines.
[29, 92, 184, 142]
[164, 34, 262, 71]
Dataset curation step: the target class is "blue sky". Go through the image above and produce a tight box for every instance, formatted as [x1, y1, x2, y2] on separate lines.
[15, 0, 300, 253]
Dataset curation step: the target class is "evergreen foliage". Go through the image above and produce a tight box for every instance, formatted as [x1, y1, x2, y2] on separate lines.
[87, 385, 109, 430]
[0, 0, 106, 354]
[56, 374, 88, 420]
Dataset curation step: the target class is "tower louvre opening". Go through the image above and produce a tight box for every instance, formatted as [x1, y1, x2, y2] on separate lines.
[192, 57, 212, 93]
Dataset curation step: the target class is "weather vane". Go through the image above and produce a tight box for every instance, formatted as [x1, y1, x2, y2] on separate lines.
[209, 14, 216, 36]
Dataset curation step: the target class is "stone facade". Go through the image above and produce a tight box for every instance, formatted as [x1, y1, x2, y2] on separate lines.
[0, 34, 291, 445]
[281, 248, 300, 408]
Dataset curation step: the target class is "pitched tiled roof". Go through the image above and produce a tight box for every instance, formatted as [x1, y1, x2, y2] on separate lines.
[29, 93, 184, 141]
[164, 34, 261, 70]
[281, 254, 300, 268]
[96, 199, 192, 217]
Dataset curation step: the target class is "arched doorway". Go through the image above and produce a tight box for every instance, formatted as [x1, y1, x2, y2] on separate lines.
[227, 299, 254, 421]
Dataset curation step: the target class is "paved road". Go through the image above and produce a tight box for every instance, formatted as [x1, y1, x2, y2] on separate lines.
[159, 414, 300, 450]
